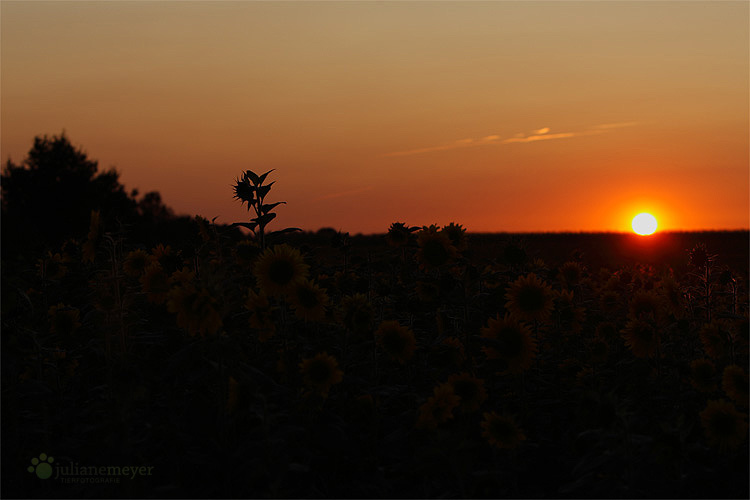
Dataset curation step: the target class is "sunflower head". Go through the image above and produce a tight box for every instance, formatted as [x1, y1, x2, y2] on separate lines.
[299, 352, 343, 397]
[416, 383, 461, 430]
[621, 318, 659, 358]
[558, 261, 585, 289]
[375, 320, 417, 364]
[481, 411, 526, 449]
[386, 222, 415, 248]
[289, 279, 330, 322]
[123, 249, 154, 278]
[416, 225, 457, 271]
[253, 244, 309, 297]
[480, 314, 537, 374]
[448, 372, 487, 413]
[442, 222, 468, 252]
[233, 173, 256, 209]
[505, 273, 554, 324]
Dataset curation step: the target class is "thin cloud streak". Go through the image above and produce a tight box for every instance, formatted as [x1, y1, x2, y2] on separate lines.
[384, 121, 638, 157]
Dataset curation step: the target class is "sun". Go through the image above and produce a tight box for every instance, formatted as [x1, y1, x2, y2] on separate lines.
[632, 213, 658, 235]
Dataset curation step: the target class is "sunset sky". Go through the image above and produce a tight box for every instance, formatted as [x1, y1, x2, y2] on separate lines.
[2, 0, 748, 234]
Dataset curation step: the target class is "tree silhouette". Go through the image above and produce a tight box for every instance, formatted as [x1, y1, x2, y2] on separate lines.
[1, 133, 137, 256]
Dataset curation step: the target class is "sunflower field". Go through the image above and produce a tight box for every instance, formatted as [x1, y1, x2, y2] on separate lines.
[2, 188, 749, 498]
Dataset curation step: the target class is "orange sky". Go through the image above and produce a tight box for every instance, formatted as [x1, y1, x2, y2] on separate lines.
[2, 1, 748, 234]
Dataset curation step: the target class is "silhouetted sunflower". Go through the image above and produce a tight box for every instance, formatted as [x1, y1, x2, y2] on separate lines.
[699, 399, 748, 452]
[416, 225, 457, 271]
[505, 273, 554, 323]
[448, 372, 488, 413]
[416, 383, 461, 430]
[339, 294, 374, 336]
[288, 279, 329, 322]
[140, 264, 170, 304]
[621, 318, 659, 358]
[689, 359, 717, 393]
[37, 252, 67, 280]
[722, 365, 749, 407]
[481, 412, 526, 449]
[598, 290, 622, 316]
[299, 352, 343, 397]
[48, 304, 81, 336]
[123, 249, 154, 278]
[245, 289, 277, 342]
[375, 320, 417, 364]
[480, 314, 537, 374]
[442, 222, 468, 252]
[385, 222, 413, 248]
[253, 244, 309, 297]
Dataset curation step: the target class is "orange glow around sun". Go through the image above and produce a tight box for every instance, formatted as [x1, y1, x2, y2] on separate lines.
[632, 213, 658, 235]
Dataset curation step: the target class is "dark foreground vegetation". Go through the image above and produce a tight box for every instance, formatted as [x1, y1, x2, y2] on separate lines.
[2, 135, 748, 499]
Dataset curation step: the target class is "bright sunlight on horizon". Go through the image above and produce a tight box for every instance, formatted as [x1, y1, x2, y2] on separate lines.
[2, 1, 748, 234]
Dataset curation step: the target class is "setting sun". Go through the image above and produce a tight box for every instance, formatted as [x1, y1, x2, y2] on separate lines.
[632, 213, 658, 236]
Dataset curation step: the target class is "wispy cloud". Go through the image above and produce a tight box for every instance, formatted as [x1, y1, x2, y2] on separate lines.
[384, 135, 501, 157]
[384, 121, 638, 157]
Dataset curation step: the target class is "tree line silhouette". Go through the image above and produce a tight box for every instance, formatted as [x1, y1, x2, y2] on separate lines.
[1, 133, 207, 260]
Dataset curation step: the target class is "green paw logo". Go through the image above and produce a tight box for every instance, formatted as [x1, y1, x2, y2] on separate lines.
[27, 453, 54, 479]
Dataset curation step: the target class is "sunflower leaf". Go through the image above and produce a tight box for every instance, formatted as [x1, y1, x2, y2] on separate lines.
[257, 169, 275, 185]
[231, 222, 258, 231]
[256, 183, 274, 199]
[245, 170, 260, 185]
[261, 201, 285, 214]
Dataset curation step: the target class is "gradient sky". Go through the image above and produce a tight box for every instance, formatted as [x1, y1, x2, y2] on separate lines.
[2, 1, 748, 234]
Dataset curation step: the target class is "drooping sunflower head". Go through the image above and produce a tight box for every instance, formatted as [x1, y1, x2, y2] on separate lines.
[299, 352, 343, 397]
[375, 320, 417, 364]
[233, 173, 256, 209]
[480, 314, 537, 374]
[621, 318, 659, 358]
[416, 225, 457, 271]
[722, 365, 749, 407]
[481, 411, 526, 449]
[505, 273, 554, 324]
[289, 279, 330, 322]
[699, 399, 748, 452]
[253, 244, 309, 297]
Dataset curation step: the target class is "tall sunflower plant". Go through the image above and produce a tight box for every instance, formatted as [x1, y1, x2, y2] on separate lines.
[232, 169, 300, 249]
